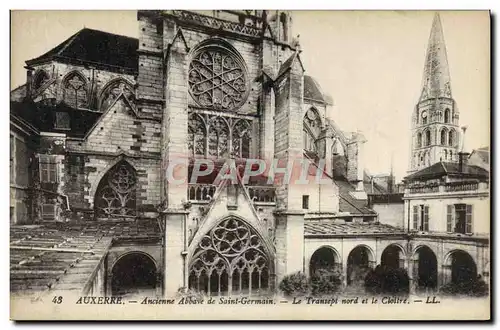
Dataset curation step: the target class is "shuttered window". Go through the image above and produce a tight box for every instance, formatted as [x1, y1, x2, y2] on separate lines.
[423, 205, 429, 231]
[447, 205, 454, 232]
[39, 155, 58, 183]
[412, 205, 419, 230]
[466, 204, 473, 234]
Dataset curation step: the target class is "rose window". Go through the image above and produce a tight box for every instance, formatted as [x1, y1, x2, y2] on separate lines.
[188, 47, 248, 111]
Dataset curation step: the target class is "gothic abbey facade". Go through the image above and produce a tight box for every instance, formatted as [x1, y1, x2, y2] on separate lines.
[10, 11, 489, 298]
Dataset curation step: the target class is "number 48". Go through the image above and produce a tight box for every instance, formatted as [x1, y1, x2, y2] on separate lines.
[52, 296, 63, 304]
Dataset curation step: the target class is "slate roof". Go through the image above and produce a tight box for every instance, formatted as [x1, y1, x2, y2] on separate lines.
[10, 220, 161, 297]
[304, 75, 333, 105]
[304, 221, 404, 237]
[26, 28, 138, 72]
[470, 147, 489, 165]
[404, 161, 489, 181]
[335, 179, 377, 216]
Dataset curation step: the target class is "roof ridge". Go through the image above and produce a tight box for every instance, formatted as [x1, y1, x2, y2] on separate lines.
[80, 27, 138, 41]
[56, 29, 84, 57]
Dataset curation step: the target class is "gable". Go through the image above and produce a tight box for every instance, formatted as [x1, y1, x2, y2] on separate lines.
[187, 176, 274, 259]
[84, 97, 161, 154]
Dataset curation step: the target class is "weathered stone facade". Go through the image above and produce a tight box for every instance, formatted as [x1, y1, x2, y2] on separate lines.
[10, 10, 488, 299]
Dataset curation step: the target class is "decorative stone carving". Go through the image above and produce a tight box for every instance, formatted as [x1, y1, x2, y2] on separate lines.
[189, 47, 248, 111]
[188, 217, 271, 295]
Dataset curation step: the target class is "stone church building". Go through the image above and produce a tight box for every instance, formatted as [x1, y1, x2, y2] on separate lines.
[10, 11, 489, 298]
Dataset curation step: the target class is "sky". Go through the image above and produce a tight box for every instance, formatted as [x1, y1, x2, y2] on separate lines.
[10, 10, 490, 181]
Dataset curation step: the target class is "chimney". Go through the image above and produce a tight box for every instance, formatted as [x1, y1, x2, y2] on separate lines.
[458, 126, 469, 173]
[458, 152, 470, 173]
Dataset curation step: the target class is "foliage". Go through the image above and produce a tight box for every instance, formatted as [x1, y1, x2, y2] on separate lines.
[278, 272, 310, 297]
[364, 265, 410, 295]
[176, 287, 206, 300]
[310, 269, 342, 296]
[440, 277, 489, 297]
[279, 269, 342, 297]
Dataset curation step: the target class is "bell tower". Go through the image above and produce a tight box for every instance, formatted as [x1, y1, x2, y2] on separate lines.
[409, 13, 460, 173]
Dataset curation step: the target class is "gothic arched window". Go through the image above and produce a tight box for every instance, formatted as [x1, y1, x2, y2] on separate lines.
[232, 119, 252, 158]
[33, 70, 49, 90]
[188, 217, 271, 296]
[188, 46, 248, 111]
[303, 108, 322, 153]
[99, 79, 135, 112]
[62, 71, 88, 109]
[208, 117, 230, 158]
[444, 108, 451, 123]
[94, 161, 137, 219]
[417, 132, 422, 148]
[188, 114, 207, 157]
[440, 128, 447, 145]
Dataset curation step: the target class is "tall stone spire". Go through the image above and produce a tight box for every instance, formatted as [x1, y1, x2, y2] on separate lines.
[409, 12, 460, 173]
[419, 13, 452, 101]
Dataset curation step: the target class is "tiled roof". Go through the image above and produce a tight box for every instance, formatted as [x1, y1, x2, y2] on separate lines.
[404, 161, 489, 181]
[10, 225, 111, 297]
[10, 220, 161, 297]
[26, 28, 138, 71]
[304, 221, 404, 237]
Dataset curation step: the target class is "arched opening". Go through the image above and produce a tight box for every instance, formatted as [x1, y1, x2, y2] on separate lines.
[279, 12, 289, 42]
[414, 246, 438, 291]
[111, 252, 157, 297]
[208, 117, 230, 158]
[94, 161, 137, 220]
[448, 130, 455, 147]
[303, 108, 322, 154]
[425, 130, 431, 146]
[188, 113, 207, 157]
[381, 245, 404, 270]
[309, 247, 340, 278]
[99, 79, 135, 112]
[188, 217, 272, 296]
[444, 108, 451, 123]
[417, 132, 422, 148]
[33, 70, 49, 90]
[347, 246, 373, 286]
[440, 128, 447, 145]
[450, 250, 477, 286]
[232, 119, 252, 158]
[62, 71, 88, 109]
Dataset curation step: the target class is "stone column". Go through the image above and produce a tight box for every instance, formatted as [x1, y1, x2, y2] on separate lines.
[440, 264, 452, 288]
[162, 210, 189, 296]
[274, 210, 305, 285]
